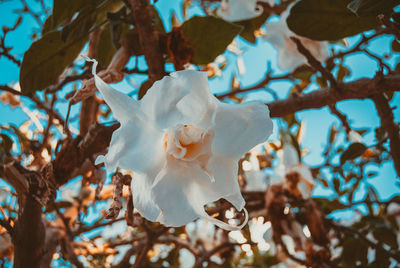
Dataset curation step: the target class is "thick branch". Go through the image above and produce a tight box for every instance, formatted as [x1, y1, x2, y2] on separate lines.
[13, 196, 45, 268]
[267, 74, 400, 118]
[129, 0, 165, 81]
[52, 123, 119, 186]
[372, 94, 400, 177]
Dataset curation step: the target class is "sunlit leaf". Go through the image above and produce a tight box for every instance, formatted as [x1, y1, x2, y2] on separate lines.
[287, 0, 382, 41]
[340, 142, 367, 164]
[182, 16, 243, 65]
[20, 30, 87, 93]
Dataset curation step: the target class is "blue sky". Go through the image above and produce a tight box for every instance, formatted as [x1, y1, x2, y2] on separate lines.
[0, 0, 399, 204]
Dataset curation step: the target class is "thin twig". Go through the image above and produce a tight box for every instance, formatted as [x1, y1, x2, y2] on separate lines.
[291, 36, 338, 89]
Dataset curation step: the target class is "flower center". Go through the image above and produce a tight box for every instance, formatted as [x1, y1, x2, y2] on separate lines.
[163, 125, 212, 162]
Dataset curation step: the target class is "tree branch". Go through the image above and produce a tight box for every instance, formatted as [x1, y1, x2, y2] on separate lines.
[290, 36, 338, 88]
[267, 74, 400, 118]
[129, 0, 165, 82]
[371, 93, 400, 177]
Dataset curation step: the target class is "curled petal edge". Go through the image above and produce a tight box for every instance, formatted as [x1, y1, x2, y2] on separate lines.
[195, 206, 249, 231]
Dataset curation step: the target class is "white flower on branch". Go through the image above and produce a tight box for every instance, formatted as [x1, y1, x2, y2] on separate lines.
[217, 0, 274, 22]
[271, 144, 314, 199]
[264, 5, 329, 71]
[86, 58, 273, 230]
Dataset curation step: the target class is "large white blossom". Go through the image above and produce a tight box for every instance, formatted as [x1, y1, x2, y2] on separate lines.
[217, 0, 275, 22]
[264, 5, 329, 71]
[87, 58, 273, 230]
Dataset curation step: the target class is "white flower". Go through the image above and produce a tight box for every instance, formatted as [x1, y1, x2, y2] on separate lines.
[217, 0, 274, 22]
[348, 130, 363, 143]
[87, 58, 273, 230]
[271, 144, 314, 198]
[244, 144, 268, 191]
[264, 5, 329, 70]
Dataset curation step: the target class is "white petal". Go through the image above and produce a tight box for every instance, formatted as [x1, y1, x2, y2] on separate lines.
[217, 0, 263, 22]
[260, 0, 275, 5]
[268, 172, 285, 186]
[131, 171, 162, 222]
[99, 119, 165, 174]
[140, 70, 217, 130]
[151, 161, 205, 226]
[152, 156, 246, 229]
[348, 130, 363, 143]
[246, 170, 267, 191]
[204, 155, 244, 208]
[195, 205, 248, 231]
[212, 101, 273, 159]
[283, 144, 299, 167]
[86, 58, 141, 124]
[264, 6, 329, 70]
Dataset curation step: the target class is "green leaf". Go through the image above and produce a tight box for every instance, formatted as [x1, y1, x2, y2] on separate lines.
[52, 0, 89, 28]
[42, 14, 54, 35]
[373, 226, 399, 249]
[392, 40, 400, 52]
[61, 6, 97, 42]
[97, 25, 117, 67]
[287, 0, 383, 41]
[314, 198, 346, 214]
[347, 0, 398, 17]
[341, 237, 369, 266]
[235, 10, 270, 44]
[20, 30, 87, 93]
[368, 248, 391, 268]
[60, 0, 123, 42]
[0, 134, 13, 165]
[182, 16, 243, 65]
[393, 12, 400, 24]
[340, 142, 367, 164]
[293, 65, 315, 82]
[337, 65, 351, 81]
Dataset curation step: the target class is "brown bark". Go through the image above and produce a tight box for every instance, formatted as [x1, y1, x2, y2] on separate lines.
[13, 196, 45, 268]
[267, 74, 400, 118]
[129, 0, 165, 82]
[53, 123, 119, 186]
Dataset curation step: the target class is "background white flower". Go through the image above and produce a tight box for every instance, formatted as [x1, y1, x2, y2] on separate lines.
[217, 0, 274, 22]
[271, 144, 314, 199]
[88, 58, 273, 231]
[264, 4, 329, 71]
